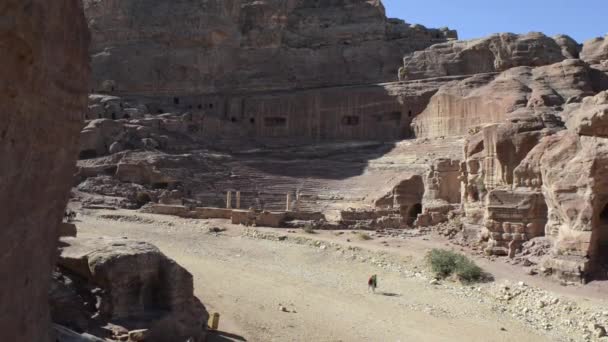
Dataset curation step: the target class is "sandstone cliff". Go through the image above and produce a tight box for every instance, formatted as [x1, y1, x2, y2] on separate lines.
[84, 0, 456, 95]
[399, 32, 576, 81]
[0, 1, 90, 341]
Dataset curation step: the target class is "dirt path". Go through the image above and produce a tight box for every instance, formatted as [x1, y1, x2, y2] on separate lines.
[74, 210, 605, 341]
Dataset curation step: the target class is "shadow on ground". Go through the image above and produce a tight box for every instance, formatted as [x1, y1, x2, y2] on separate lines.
[207, 330, 247, 342]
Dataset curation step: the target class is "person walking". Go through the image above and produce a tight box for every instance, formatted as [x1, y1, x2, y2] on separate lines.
[368, 274, 378, 293]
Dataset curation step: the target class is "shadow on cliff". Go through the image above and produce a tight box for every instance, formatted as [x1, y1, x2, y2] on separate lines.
[232, 140, 398, 181]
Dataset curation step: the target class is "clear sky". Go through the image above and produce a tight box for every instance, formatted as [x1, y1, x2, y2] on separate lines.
[382, 0, 607, 44]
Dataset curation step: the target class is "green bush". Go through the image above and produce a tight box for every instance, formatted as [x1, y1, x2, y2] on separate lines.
[456, 257, 483, 283]
[426, 249, 483, 283]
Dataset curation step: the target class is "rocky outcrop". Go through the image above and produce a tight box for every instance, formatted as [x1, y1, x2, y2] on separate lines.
[56, 237, 209, 342]
[581, 35, 608, 65]
[412, 58, 596, 137]
[399, 32, 573, 81]
[85, 0, 456, 96]
[0, 1, 90, 341]
[458, 90, 608, 281]
[565, 90, 608, 136]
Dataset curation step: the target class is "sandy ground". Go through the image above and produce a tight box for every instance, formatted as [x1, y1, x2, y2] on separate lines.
[74, 209, 608, 342]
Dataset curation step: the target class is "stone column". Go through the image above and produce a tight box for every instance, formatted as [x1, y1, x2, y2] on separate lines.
[286, 193, 291, 212]
[236, 191, 241, 209]
[226, 191, 232, 209]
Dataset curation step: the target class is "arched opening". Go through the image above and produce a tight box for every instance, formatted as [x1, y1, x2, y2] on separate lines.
[123, 113, 130, 119]
[173, 97, 180, 105]
[197, 104, 202, 110]
[111, 112, 116, 120]
[157, 109, 163, 114]
[408, 110, 413, 117]
[231, 117, 237, 123]
[250, 117, 255, 124]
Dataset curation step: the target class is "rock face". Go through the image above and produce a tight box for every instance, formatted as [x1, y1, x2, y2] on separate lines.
[85, 0, 456, 96]
[581, 35, 608, 65]
[459, 90, 608, 280]
[412, 58, 597, 138]
[399, 32, 573, 81]
[0, 1, 90, 342]
[57, 237, 209, 342]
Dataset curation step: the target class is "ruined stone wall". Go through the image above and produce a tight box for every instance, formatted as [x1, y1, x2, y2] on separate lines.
[0, 1, 90, 341]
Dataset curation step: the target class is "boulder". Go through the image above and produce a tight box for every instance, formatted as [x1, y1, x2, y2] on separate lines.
[108, 141, 124, 154]
[79, 119, 124, 158]
[58, 237, 209, 342]
[0, 1, 90, 341]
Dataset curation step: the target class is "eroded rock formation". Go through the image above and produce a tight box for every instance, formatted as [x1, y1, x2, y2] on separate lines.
[55, 237, 209, 341]
[399, 32, 575, 81]
[0, 1, 90, 341]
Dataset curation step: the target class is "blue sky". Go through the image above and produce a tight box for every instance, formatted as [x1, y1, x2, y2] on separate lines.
[382, 0, 607, 44]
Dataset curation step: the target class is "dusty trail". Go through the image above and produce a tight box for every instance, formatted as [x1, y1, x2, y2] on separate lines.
[75, 209, 602, 341]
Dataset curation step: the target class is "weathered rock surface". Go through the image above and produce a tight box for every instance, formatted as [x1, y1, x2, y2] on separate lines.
[85, 0, 456, 95]
[56, 236, 209, 342]
[399, 32, 572, 81]
[0, 1, 90, 341]
[412, 58, 597, 137]
[581, 35, 608, 64]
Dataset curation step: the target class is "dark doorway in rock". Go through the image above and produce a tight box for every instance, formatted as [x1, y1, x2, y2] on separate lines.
[153, 183, 169, 190]
[173, 97, 180, 105]
[409, 203, 422, 220]
[79, 150, 97, 160]
[591, 204, 608, 279]
[111, 112, 116, 120]
[404, 203, 422, 225]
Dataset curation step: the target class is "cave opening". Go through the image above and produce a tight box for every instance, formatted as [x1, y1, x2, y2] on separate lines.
[591, 204, 608, 279]
[409, 203, 422, 222]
